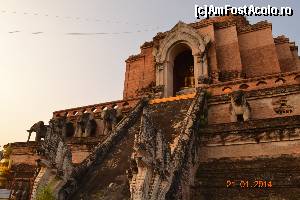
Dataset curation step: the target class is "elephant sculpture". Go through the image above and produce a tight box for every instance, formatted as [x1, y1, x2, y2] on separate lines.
[101, 107, 123, 135]
[49, 116, 75, 138]
[229, 90, 251, 122]
[27, 121, 48, 142]
[74, 113, 97, 137]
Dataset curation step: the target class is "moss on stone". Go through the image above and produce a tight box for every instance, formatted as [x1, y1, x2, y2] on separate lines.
[36, 185, 55, 200]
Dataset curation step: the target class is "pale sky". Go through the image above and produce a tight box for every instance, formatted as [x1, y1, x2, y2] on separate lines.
[0, 0, 299, 147]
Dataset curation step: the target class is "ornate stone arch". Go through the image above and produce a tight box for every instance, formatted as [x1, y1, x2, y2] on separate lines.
[153, 21, 210, 97]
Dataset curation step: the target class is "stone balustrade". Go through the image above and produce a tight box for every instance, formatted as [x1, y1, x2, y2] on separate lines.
[52, 98, 140, 118]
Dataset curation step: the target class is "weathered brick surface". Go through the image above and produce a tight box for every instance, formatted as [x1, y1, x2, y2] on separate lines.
[199, 140, 300, 161]
[121, 16, 299, 100]
[208, 91, 300, 124]
[215, 26, 242, 74]
[197, 25, 218, 75]
[276, 42, 298, 72]
[71, 149, 90, 164]
[238, 28, 281, 77]
[123, 47, 155, 99]
[9, 142, 40, 166]
[194, 156, 300, 200]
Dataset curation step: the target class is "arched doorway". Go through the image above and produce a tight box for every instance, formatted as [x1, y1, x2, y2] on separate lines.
[173, 49, 194, 95]
[153, 22, 210, 97]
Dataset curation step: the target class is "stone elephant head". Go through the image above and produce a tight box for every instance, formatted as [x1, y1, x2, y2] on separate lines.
[229, 90, 251, 122]
[27, 121, 48, 142]
[100, 107, 123, 135]
[49, 116, 75, 139]
[74, 113, 97, 138]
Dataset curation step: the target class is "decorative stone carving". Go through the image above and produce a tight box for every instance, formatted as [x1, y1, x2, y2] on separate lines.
[39, 118, 74, 180]
[55, 140, 73, 180]
[210, 70, 219, 81]
[198, 75, 212, 84]
[229, 90, 251, 122]
[74, 113, 97, 137]
[129, 90, 207, 200]
[58, 98, 148, 199]
[51, 116, 74, 139]
[129, 108, 170, 200]
[273, 97, 294, 115]
[27, 121, 48, 142]
[101, 107, 123, 135]
[156, 63, 164, 71]
[10, 182, 29, 200]
[153, 21, 208, 63]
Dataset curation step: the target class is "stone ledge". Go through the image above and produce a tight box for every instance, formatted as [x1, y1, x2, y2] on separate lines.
[200, 115, 300, 135]
[149, 93, 195, 104]
[209, 70, 300, 88]
[53, 98, 139, 118]
[208, 84, 300, 104]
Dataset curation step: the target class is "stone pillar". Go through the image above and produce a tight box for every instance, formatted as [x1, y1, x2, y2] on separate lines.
[197, 52, 210, 86]
[202, 53, 208, 77]
[193, 53, 201, 88]
[156, 63, 164, 86]
[164, 60, 173, 97]
[208, 41, 219, 83]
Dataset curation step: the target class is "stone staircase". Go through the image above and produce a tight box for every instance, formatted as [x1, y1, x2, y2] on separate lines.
[130, 89, 208, 200]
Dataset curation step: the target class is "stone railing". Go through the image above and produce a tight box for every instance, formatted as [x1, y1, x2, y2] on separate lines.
[129, 89, 208, 200]
[58, 98, 148, 199]
[164, 90, 207, 199]
[52, 98, 140, 119]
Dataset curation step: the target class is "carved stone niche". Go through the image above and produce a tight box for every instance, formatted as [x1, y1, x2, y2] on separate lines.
[272, 97, 294, 115]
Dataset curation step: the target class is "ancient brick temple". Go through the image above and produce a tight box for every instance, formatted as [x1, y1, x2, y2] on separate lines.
[1, 15, 300, 200]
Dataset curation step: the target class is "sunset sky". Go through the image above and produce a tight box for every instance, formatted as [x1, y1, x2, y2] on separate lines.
[0, 0, 299, 147]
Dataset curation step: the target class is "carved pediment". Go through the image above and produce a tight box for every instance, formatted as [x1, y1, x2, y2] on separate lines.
[153, 21, 210, 63]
